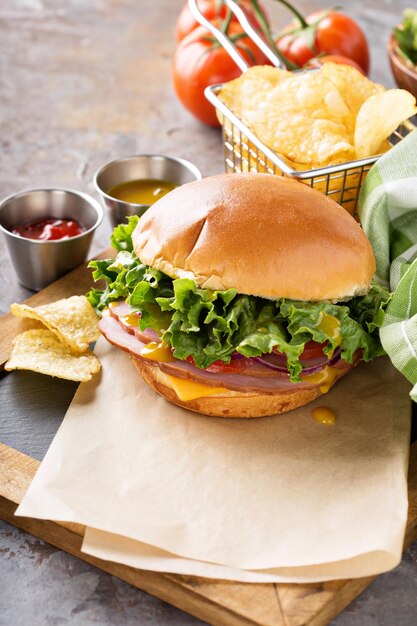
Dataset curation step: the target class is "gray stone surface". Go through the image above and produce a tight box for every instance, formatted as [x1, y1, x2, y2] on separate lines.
[0, 522, 206, 626]
[1, 0, 417, 624]
[1, 521, 417, 626]
[332, 542, 417, 626]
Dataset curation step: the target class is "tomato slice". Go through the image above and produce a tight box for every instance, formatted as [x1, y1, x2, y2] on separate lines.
[186, 343, 327, 373]
[186, 355, 248, 373]
[300, 340, 327, 359]
[206, 359, 248, 374]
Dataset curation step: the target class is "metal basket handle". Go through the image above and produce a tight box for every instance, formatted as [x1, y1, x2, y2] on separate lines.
[187, 0, 285, 71]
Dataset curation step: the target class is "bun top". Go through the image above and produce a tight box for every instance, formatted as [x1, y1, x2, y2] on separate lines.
[132, 173, 376, 301]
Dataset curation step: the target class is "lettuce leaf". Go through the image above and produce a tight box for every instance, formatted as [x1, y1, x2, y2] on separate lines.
[87, 219, 390, 382]
[110, 215, 139, 252]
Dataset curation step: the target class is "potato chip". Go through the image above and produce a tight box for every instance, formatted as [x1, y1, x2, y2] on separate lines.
[269, 72, 350, 122]
[354, 89, 417, 159]
[240, 72, 356, 165]
[220, 65, 358, 167]
[250, 112, 354, 165]
[10, 295, 100, 353]
[5, 329, 101, 382]
[218, 63, 416, 169]
[219, 65, 290, 120]
[320, 63, 382, 125]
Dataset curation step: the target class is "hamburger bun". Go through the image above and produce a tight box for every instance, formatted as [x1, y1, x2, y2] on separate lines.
[133, 173, 375, 302]
[119, 173, 376, 418]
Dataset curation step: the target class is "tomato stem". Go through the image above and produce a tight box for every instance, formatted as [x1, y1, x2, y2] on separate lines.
[220, 6, 234, 34]
[230, 31, 250, 42]
[238, 41, 257, 64]
[246, 0, 269, 31]
[214, 0, 223, 14]
[272, 0, 308, 29]
[247, 0, 298, 70]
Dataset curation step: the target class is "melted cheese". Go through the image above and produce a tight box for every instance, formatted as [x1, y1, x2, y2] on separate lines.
[141, 341, 175, 363]
[312, 406, 336, 425]
[166, 375, 229, 401]
[140, 342, 229, 399]
[301, 365, 339, 394]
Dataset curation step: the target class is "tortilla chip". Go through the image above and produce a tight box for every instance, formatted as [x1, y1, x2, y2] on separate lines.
[5, 329, 101, 382]
[10, 295, 100, 353]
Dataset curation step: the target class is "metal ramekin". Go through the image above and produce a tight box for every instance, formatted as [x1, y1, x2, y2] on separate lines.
[0, 188, 103, 291]
[94, 154, 202, 227]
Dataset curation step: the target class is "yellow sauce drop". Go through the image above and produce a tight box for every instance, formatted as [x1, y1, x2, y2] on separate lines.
[301, 365, 339, 394]
[312, 406, 337, 426]
[141, 341, 175, 363]
[316, 312, 341, 343]
[122, 312, 140, 327]
[108, 179, 177, 205]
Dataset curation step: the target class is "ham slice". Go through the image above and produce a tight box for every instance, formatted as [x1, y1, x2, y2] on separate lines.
[109, 300, 133, 321]
[109, 301, 160, 343]
[99, 314, 353, 395]
[99, 315, 147, 358]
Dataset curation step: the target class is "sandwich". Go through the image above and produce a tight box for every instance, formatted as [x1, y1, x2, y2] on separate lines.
[88, 173, 390, 418]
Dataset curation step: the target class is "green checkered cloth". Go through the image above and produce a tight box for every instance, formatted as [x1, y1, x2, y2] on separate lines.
[359, 129, 417, 400]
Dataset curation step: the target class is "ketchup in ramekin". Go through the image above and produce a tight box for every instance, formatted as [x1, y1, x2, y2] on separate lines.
[11, 218, 84, 241]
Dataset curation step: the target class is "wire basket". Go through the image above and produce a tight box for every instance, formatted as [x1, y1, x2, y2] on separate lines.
[206, 84, 416, 217]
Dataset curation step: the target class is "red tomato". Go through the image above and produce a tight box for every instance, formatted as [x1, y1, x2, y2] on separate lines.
[299, 340, 327, 360]
[185, 341, 330, 374]
[186, 355, 247, 373]
[206, 341, 328, 372]
[276, 11, 369, 75]
[172, 22, 271, 127]
[175, 0, 269, 43]
[273, 340, 327, 362]
[206, 358, 248, 373]
[305, 54, 365, 75]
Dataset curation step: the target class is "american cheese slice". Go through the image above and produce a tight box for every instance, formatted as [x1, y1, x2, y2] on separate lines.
[165, 375, 229, 402]
[140, 341, 230, 400]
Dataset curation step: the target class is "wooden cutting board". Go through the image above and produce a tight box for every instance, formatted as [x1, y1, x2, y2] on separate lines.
[1, 256, 417, 626]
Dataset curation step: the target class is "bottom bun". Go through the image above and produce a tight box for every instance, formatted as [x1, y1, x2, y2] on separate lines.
[132, 358, 354, 418]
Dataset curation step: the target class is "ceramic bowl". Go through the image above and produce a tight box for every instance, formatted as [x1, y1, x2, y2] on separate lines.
[388, 32, 417, 98]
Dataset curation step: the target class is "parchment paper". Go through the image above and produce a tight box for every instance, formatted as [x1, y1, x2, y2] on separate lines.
[82, 526, 402, 583]
[16, 337, 411, 580]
